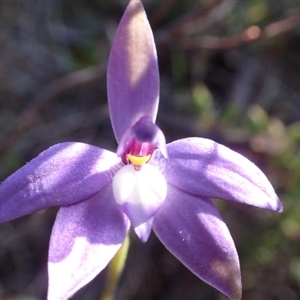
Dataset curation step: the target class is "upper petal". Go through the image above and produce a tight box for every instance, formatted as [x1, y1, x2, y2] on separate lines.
[107, 0, 159, 142]
[0, 142, 121, 222]
[48, 185, 129, 300]
[153, 186, 241, 300]
[152, 137, 283, 212]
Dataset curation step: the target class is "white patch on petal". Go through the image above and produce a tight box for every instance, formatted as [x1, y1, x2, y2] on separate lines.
[48, 237, 120, 300]
[134, 217, 153, 243]
[112, 164, 167, 210]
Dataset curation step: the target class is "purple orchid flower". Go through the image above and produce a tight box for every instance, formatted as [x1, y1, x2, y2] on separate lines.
[0, 1, 282, 299]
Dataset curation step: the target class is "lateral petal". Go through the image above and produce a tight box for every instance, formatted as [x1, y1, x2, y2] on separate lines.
[152, 138, 283, 212]
[153, 186, 241, 300]
[107, 0, 159, 142]
[0, 142, 121, 222]
[48, 185, 129, 300]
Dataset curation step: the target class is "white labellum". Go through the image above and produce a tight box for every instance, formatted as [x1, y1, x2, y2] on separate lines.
[112, 164, 167, 213]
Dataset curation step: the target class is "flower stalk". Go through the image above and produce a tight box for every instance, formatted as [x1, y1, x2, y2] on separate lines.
[101, 235, 130, 300]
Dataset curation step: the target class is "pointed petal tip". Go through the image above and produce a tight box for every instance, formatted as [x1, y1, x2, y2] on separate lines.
[133, 218, 153, 243]
[264, 194, 283, 213]
[276, 199, 284, 213]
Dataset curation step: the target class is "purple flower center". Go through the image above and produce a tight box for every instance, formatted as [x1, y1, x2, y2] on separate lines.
[118, 116, 164, 169]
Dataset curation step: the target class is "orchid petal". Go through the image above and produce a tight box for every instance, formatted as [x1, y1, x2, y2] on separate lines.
[0, 142, 121, 222]
[113, 164, 166, 242]
[133, 217, 154, 243]
[153, 186, 241, 300]
[107, 0, 159, 142]
[152, 138, 282, 212]
[48, 185, 129, 300]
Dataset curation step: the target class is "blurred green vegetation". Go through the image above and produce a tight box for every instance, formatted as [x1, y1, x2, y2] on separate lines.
[0, 0, 300, 299]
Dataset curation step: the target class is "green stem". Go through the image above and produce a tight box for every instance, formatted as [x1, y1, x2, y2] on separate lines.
[101, 235, 130, 300]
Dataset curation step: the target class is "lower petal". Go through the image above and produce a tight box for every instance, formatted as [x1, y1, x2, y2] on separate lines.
[48, 185, 129, 300]
[113, 164, 167, 242]
[133, 217, 153, 243]
[153, 186, 241, 300]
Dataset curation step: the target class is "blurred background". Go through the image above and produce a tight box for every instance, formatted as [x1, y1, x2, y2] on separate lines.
[0, 0, 300, 299]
